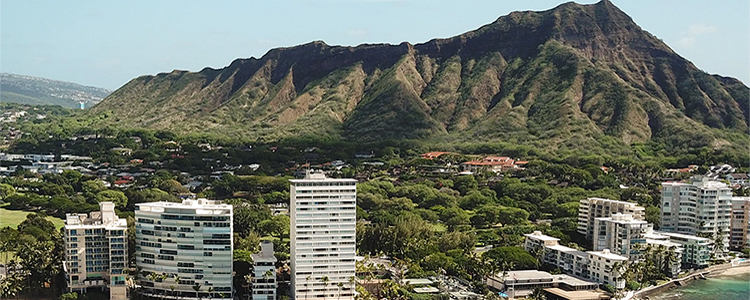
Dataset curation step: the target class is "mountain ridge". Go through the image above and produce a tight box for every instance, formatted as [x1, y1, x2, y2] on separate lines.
[1, 73, 111, 108]
[88, 0, 748, 152]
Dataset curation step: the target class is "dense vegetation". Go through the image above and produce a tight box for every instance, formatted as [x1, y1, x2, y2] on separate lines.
[1, 114, 747, 299]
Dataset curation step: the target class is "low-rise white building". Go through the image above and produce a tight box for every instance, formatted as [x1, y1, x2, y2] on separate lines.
[522, 231, 627, 289]
[654, 231, 712, 269]
[486, 270, 600, 299]
[587, 250, 626, 289]
[252, 241, 277, 300]
[64, 202, 128, 300]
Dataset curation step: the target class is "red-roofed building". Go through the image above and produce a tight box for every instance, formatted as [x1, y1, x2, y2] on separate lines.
[462, 156, 521, 173]
[421, 152, 451, 160]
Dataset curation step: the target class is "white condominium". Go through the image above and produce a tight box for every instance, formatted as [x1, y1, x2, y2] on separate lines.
[730, 197, 750, 250]
[290, 171, 357, 300]
[578, 197, 645, 240]
[64, 202, 128, 300]
[661, 176, 731, 251]
[654, 231, 712, 269]
[136, 199, 234, 300]
[523, 231, 626, 288]
[592, 213, 651, 257]
[252, 241, 278, 300]
[587, 250, 627, 289]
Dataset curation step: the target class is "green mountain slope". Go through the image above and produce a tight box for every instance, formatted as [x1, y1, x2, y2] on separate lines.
[1, 73, 111, 108]
[88, 0, 749, 152]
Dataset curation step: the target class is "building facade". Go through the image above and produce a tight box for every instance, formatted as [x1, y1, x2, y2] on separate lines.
[577, 198, 645, 240]
[523, 231, 627, 288]
[592, 213, 651, 258]
[64, 202, 128, 300]
[587, 250, 627, 289]
[252, 241, 278, 300]
[730, 197, 750, 250]
[655, 231, 712, 269]
[135, 199, 234, 299]
[290, 171, 357, 300]
[661, 177, 732, 251]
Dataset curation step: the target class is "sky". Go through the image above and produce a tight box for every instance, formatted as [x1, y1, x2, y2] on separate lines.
[1, 0, 748, 90]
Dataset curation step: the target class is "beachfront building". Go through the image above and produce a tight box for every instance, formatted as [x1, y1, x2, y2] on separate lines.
[252, 241, 278, 300]
[523, 231, 628, 288]
[135, 199, 234, 299]
[486, 270, 600, 299]
[660, 176, 731, 252]
[290, 171, 357, 300]
[587, 250, 627, 289]
[592, 213, 651, 258]
[64, 202, 128, 300]
[578, 198, 645, 240]
[655, 231, 712, 269]
[642, 231, 683, 277]
[730, 197, 750, 250]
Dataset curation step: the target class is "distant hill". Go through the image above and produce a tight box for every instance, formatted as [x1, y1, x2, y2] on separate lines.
[88, 0, 748, 154]
[1, 73, 111, 109]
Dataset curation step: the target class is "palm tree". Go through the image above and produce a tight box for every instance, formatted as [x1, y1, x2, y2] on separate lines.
[207, 287, 215, 299]
[305, 275, 312, 300]
[348, 276, 357, 298]
[243, 274, 253, 300]
[173, 275, 182, 300]
[192, 283, 202, 300]
[336, 282, 345, 300]
[528, 287, 546, 300]
[321, 276, 330, 300]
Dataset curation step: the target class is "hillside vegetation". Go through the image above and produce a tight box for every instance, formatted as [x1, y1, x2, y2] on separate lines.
[86, 0, 748, 155]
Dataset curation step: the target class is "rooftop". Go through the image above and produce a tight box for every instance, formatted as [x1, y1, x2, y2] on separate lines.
[289, 170, 357, 182]
[585, 197, 644, 209]
[403, 278, 433, 286]
[252, 240, 277, 262]
[596, 213, 649, 225]
[546, 244, 588, 257]
[137, 198, 231, 210]
[588, 249, 628, 261]
[543, 288, 610, 300]
[524, 231, 560, 241]
[655, 231, 711, 242]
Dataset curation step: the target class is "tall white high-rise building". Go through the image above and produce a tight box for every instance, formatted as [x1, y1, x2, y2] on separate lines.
[135, 199, 234, 300]
[252, 241, 278, 300]
[661, 176, 732, 251]
[290, 171, 357, 300]
[64, 202, 128, 300]
[592, 213, 651, 257]
[577, 197, 645, 240]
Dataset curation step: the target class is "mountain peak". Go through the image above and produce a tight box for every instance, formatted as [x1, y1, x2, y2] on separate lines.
[89, 2, 748, 152]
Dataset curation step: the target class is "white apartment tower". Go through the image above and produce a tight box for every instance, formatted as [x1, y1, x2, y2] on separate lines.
[661, 176, 732, 251]
[592, 213, 651, 258]
[578, 198, 645, 240]
[64, 202, 128, 300]
[135, 199, 234, 300]
[290, 171, 357, 300]
[730, 197, 750, 250]
[252, 241, 278, 300]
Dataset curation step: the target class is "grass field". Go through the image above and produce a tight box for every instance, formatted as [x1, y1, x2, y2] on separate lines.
[0, 207, 65, 229]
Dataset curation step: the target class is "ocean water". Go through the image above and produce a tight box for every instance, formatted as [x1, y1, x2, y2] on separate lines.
[648, 273, 750, 300]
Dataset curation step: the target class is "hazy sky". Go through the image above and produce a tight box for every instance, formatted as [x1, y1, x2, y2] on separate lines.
[2, 0, 748, 90]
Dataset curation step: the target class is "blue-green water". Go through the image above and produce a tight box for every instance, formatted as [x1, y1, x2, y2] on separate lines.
[649, 273, 750, 300]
